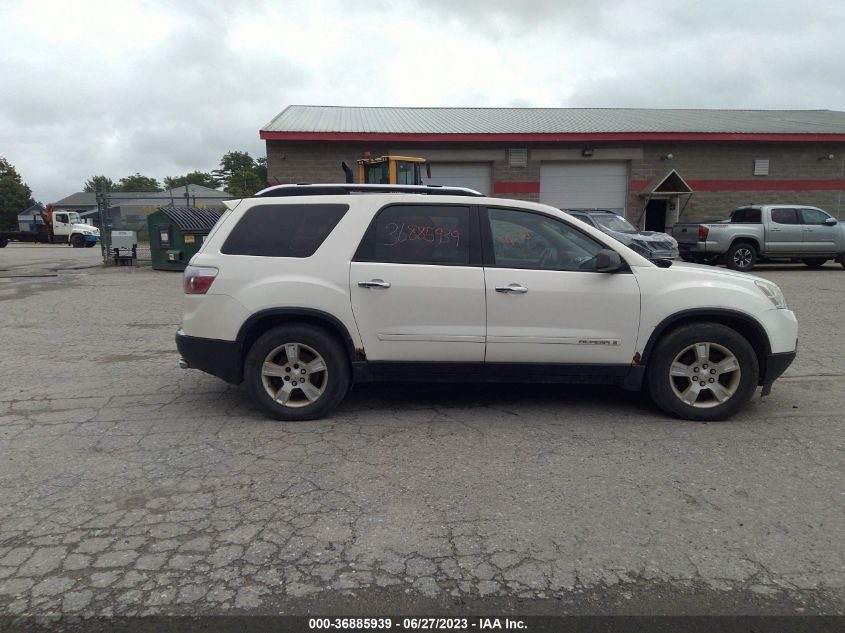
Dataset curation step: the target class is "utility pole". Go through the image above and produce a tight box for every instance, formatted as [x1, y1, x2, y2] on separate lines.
[97, 187, 112, 262]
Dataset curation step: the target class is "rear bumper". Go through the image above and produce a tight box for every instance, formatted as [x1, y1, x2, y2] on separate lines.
[761, 350, 796, 396]
[175, 329, 243, 384]
[678, 242, 707, 255]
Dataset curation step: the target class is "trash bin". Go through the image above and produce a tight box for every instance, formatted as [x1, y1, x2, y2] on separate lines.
[147, 207, 221, 271]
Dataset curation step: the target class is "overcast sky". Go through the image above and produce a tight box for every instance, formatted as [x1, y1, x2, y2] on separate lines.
[2, 0, 845, 203]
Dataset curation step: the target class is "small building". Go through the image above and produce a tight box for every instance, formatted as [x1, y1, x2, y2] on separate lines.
[147, 206, 221, 271]
[55, 186, 231, 234]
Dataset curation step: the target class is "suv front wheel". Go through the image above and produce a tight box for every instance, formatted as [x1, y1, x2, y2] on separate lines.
[244, 324, 350, 421]
[647, 323, 759, 421]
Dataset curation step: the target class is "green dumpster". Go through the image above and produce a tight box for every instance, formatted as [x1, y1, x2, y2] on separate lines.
[147, 206, 221, 271]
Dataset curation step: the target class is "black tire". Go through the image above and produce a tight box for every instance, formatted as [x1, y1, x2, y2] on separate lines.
[680, 255, 693, 262]
[71, 234, 85, 248]
[802, 258, 827, 268]
[0, 237, 8, 248]
[244, 324, 350, 421]
[84, 241, 96, 248]
[840, 254, 845, 270]
[726, 242, 756, 272]
[647, 322, 759, 422]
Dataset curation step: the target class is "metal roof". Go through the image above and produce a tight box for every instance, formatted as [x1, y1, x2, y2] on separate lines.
[52, 186, 228, 207]
[156, 206, 221, 231]
[262, 106, 845, 135]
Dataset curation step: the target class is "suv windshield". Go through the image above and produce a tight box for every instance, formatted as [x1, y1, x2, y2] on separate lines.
[593, 214, 637, 234]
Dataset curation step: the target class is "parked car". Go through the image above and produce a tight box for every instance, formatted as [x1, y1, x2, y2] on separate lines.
[564, 209, 678, 261]
[176, 184, 797, 423]
[673, 205, 845, 271]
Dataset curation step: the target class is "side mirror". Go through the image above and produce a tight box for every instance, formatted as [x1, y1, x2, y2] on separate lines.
[595, 249, 624, 272]
[824, 217, 837, 226]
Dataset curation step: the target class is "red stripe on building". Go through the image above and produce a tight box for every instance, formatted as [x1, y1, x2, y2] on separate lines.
[492, 181, 541, 194]
[260, 131, 845, 143]
[631, 179, 845, 192]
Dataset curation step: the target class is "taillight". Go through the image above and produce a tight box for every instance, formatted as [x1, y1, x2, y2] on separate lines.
[183, 265, 218, 294]
[698, 225, 709, 241]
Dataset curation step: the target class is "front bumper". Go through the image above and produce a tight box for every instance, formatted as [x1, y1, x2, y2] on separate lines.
[761, 350, 797, 396]
[175, 329, 243, 384]
[85, 235, 99, 243]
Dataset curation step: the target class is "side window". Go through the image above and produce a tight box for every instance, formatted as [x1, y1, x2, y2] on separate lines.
[55, 213, 68, 224]
[771, 208, 799, 225]
[221, 204, 348, 257]
[731, 208, 761, 223]
[487, 208, 605, 271]
[800, 208, 831, 225]
[360, 204, 470, 265]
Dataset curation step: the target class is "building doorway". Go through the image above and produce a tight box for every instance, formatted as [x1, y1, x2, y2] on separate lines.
[645, 199, 668, 232]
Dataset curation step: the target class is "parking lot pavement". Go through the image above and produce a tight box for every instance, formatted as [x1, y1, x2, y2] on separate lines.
[0, 258, 843, 617]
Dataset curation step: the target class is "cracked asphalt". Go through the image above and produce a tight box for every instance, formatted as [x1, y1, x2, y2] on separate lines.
[0, 244, 843, 617]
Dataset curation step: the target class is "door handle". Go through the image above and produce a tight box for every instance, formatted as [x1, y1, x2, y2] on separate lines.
[495, 284, 528, 294]
[358, 279, 391, 289]
[769, 228, 781, 232]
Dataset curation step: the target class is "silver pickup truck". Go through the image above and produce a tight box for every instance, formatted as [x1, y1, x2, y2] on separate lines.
[673, 204, 845, 271]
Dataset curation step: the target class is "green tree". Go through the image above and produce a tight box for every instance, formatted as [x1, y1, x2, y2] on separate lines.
[115, 173, 162, 192]
[226, 170, 263, 197]
[254, 156, 267, 184]
[83, 175, 115, 193]
[163, 171, 220, 190]
[213, 151, 267, 192]
[218, 151, 257, 176]
[0, 157, 35, 230]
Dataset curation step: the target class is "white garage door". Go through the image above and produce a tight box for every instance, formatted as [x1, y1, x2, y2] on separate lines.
[540, 162, 628, 213]
[423, 163, 492, 195]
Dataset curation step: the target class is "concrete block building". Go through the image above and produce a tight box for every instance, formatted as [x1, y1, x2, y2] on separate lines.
[260, 106, 845, 230]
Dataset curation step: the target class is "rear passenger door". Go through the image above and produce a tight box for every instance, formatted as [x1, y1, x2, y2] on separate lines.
[767, 207, 803, 253]
[349, 204, 486, 365]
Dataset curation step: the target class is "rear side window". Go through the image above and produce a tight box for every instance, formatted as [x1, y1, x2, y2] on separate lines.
[355, 204, 470, 265]
[221, 204, 348, 257]
[731, 208, 762, 223]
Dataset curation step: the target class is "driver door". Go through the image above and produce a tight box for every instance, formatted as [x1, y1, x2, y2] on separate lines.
[482, 207, 641, 366]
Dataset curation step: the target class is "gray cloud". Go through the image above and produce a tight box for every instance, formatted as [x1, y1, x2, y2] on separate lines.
[2, 0, 844, 203]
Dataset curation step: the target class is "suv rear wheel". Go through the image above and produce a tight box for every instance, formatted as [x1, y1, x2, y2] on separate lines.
[647, 323, 759, 421]
[244, 324, 350, 421]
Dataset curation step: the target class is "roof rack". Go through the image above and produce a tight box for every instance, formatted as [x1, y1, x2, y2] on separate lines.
[254, 183, 484, 198]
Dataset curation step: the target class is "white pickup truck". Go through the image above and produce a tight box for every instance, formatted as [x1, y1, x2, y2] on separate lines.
[673, 204, 845, 271]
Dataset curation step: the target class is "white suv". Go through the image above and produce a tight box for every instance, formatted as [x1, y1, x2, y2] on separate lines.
[176, 184, 797, 422]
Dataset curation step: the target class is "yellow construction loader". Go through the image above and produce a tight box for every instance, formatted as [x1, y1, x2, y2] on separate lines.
[342, 154, 430, 185]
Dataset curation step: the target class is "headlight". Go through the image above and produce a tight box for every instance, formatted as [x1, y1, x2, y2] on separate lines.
[82, 231, 92, 235]
[755, 280, 787, 309]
